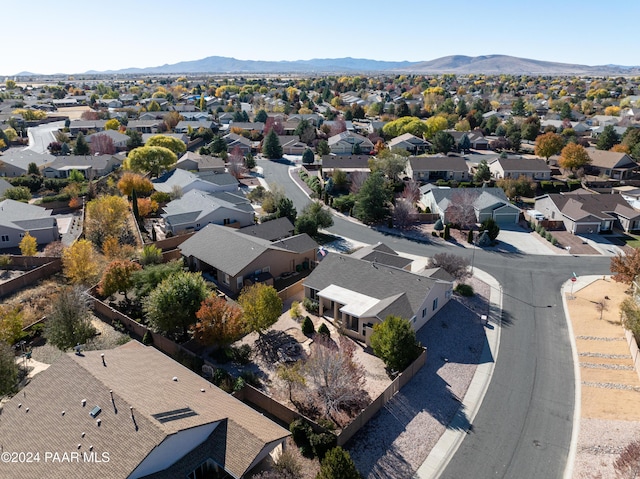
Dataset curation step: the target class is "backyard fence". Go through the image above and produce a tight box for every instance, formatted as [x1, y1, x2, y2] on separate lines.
[624, 327, 640, 382]
[0, 257, 62, 299]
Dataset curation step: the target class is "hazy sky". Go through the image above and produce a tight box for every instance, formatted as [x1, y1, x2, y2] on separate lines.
[4, 0, 639, 75]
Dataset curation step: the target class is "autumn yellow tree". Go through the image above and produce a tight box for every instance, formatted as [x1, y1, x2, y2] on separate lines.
[98, 260, 141, 301]
[611, 249, 640, 285]
[19, 232, 37, 256]
[191, 296, 244, 348]
[125, 146, 177, 177]
[535, 132, 565, 163]
[104, 118, 120, 130]
[62, 239, 100, 285]
[117, 172, 154, 197]
[145, 135, 186, 156]
[85, 195, 130, 246]
[558, 143, 591, 172]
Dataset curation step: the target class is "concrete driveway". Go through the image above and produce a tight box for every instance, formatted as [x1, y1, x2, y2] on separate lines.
[474, 223, 560, 256]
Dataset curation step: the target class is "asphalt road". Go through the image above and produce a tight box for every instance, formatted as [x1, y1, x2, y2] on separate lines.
[258, 159, 612, 479]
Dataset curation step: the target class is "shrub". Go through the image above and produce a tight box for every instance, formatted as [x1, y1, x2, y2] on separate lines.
[539, 227, 547, 237]
[433, 218, 444, 231]
[290, 301, 302, 320]
[455, 283, 474, 297]
[318, 323, 330, 337]
[274, 449, 303, 478]
[290, 418, 313, 448]
[150, 191, 171, 204]
[310, 432, 337, 460]
[232, 344, 252, 365]
[233, 376, 246, 391]
[545, 231, 553, 242]
[443, 224, 451, 240]
[432, 231, 438, 237]
[212, 367, 234, 393]
[240, 370, 261, 388]
[540, 180, 553, 191]
[142, 330, 153, 346]
[301, 316, 315, 336]
[302, 297, 319, 314]
[332, 194, 356, 213]
[551, 236, 558, 246]
[467, 230, 474, 243]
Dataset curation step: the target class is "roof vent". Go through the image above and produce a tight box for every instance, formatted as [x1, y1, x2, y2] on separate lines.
[172, 376, 178, 382]
[81, 399, 87, 407]
[17, 403, 21, 408]
[61, 411, 65, 416]
[90, 406, 101, 418]
[77, 444, 81, 449]
[81, 432, 85, 438]
[96, 419, 101, 426]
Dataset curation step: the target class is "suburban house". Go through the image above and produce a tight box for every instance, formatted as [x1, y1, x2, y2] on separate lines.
[128, 120, 164, 134]
[0, 149, 54, 177]
[0, 341, 289, 479]
[321, 155, 370, 179]
[42, 154, 123, 179]
[590, 125, 628, 139]
[449, 130, 490, 150]
[585, 149, 638, 180]
[142, 133, 189, 146]
[0, 178, 12, 196]
[152, 169, 239, 195]
[176, 152, 225, 173]
[303, 252, 452, 345]
[327, 131, 374, 155]
[174, 120, 216, 134]
[350, 242, 413, 271]
[488, 157, 551, 180]
[278, 135, 308, 155]
[388, 133, 431, 155]
[86, 130, 130, 150]
[405, 155, 470, 183]
[228, 122, 265, 134]
[68, 120, 108, 136]
[0, 199, 60, 248]
[223, 133, 252, 155]
[180, 224, 318, 296]
[161, 189, 254, 234]
[421, 185, 521, 224]
[535, 190, 640, 234]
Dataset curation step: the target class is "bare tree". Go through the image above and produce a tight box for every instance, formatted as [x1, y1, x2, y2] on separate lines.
[329, 119, 347, 137]
[446, 190, 478, 231]
[227, 146, 246, 179]
[393, 198, 416, 230]
[401, 179, 421, 206]
[304, 335, 368, 422]
[349, 171, 368, 194]
[428, 253, 471, 281]
[595, 297, 608, 320]
[89, 134, 116, 155]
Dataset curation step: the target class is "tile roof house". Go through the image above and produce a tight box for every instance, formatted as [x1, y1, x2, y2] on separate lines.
[420, 185, 521, 224]
[152, 169, 239, 195]
[180, 224, 318, 296]
[535, 190, 640, 234]
[0, 148, 54, 177]
[488, 157, 551, 180]
[161, 189, 255, 234]
[406, 155, 470, 183]
[176, 152, 225, 173]
[387, 133, 431, 155]
[303, 252, 452, 345]
[327, 131, 374, 155]
[0, 341, 289, 479]
[0, 199, 60, 248]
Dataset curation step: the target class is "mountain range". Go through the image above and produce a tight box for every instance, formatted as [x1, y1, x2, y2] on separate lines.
[16, 55, 640, 77]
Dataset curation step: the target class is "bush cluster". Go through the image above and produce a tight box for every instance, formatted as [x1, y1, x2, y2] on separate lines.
[289, 419, 337, 460]
[302, 297, 319, 314]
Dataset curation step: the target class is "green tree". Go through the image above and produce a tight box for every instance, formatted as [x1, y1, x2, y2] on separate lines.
[295, 119, 316, 144]
[73, 132, 90, 155]
[144, 271, 209, 339]
[480, 218, 500, 241]
[68, 169, 84, 183]
[139, 244, 163, 266]
[316, 447, 361, 479]
[19, 231, 37, 256]
[0, 341, 18, 398]
[146, 134, 187, 156]
[560, 102, 572, 120]
[126, 129, 143, 150]
[458, 133, 471, 153]
[370, 315, 422, 373]
[105, 118, 120, 130]
[254, 109, 268, 123]
[126, 146, 177, 177]
[295, 202, 333, 236]
[132, 259, 184, 297]
[209, 136, 227, 154]
[511, 97, 526, 117]
[98, 260, 142, 301]
[559, 143, 591, 172]
[276, 197, 297, 223]
[237, 283, 282, 336]
[262, 129, 283, 159]
[353, 171, 391, 224]
[0, 305, 24, 345]
[302, 148, 315, 165]
[596, 125, 620, 151]
[534, 132, 564, 163]
[44, 287, 97, 351]
[432, 131, 455, 154]
[27, 161, 40, 175]
[317, 139, 330, 156]
[474, 159, 491, 182]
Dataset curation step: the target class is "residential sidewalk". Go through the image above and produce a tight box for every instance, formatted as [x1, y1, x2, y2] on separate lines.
[414, 268, 503, 479]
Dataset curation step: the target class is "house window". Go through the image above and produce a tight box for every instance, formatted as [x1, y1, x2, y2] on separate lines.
[432, 298, 439, 311]
[223, 218, 231, 225]
[223, 273, 230, 285]
[237, 276, 243, 290]
[262, 266, 270, 273]
[196, 223, 201, 229]
[422, 308, 426, 318]
[1, 235, 8, 242]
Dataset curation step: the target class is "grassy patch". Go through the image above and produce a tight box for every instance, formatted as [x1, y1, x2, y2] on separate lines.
[618, 233, 640, 248]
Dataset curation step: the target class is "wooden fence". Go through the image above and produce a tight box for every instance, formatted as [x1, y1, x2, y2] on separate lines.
[277, 279, 305, 302]
[624, 328, 640, 382]
[147, 233, 195, 250]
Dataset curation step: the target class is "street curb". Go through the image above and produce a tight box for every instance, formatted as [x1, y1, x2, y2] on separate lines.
[561, 274, 606, 479]
[415, 268, 503, 479]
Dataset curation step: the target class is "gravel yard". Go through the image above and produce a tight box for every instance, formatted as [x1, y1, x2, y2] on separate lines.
[348, 277, 490, 478]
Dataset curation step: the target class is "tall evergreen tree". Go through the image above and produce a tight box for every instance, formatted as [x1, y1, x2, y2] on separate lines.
[262, 129, 283, 159]
[73, 132, 90, 155]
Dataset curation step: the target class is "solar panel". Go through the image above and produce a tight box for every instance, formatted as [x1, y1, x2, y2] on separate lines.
[151, 407, 198, 424]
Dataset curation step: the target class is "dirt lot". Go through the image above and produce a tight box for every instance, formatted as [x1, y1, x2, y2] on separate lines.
[53, 106, 93, 120]
[567, 279, 640, 478]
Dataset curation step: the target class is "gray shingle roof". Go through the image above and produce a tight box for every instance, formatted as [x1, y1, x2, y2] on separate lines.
[408, 155, 469, 172]
[237, 217, 295, 241]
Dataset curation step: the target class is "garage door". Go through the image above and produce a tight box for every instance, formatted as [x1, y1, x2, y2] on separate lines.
[493, 212, 519, 224]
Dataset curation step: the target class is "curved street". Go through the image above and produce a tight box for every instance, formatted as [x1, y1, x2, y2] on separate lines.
[258, 158, 612, 479]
